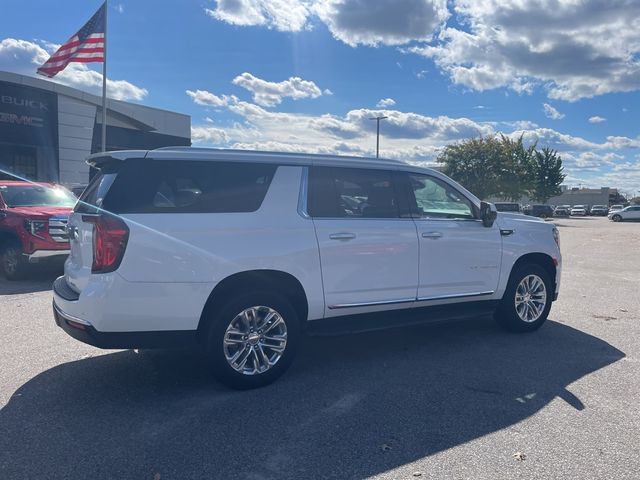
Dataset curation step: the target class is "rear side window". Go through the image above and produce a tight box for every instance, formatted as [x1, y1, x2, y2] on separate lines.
[102, 159, 277, 214]
[308, 166, 401, 218]
[75, 172, 117, 213]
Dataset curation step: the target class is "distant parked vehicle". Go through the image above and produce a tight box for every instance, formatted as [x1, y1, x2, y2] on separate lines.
[590, 205, 609, 216]
[570, 205, 588, 216]
[494, 202, 521, 213]
[523, 204, 554, 218]
[609, 205, 640, 222]
[554, 206, 570, 217]
[0, 181, 74, 279]
[610, 204, 625, 213]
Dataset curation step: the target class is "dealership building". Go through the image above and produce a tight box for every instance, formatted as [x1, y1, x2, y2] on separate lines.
[0, 70, 190, 186]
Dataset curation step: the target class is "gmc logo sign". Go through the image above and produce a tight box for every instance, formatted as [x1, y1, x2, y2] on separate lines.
[0, 112, 44, 128]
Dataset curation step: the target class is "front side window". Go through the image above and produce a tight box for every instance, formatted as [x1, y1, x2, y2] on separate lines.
[406, 174, 476, 220]
[308, 167, 401, 219]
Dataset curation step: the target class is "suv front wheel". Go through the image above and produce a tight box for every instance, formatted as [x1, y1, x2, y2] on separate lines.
[205, 291, 299, 389]
[495, 264, 553, 332]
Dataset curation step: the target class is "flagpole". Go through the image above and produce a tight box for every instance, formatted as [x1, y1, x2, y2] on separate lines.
[101, 0, 108, 152]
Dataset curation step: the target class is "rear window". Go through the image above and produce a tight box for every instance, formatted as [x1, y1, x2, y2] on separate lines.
[100, 159, 277, 214]
[75, 173, 117, 213]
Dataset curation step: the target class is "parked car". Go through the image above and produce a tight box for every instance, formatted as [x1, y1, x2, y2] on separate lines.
[554, 206, 570, 217]
[53, 148, 562, 389]
[523, 204, 555, 218]
[590, 205, 609, 216]
[0, 181, 75, 279]
[609, 205, 640, 222]
[570, 205, 588, 216]
[610, 204, 625, 213]
[494, 202, 521, 213]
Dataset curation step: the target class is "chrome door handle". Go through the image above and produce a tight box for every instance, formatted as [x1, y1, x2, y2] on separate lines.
[329, 232, 356, 241]
[421, 232, 443, 239]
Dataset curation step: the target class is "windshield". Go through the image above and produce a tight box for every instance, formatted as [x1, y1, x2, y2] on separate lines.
[0, 185, 76, 208]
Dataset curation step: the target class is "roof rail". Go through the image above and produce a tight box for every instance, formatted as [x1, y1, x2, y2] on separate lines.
[149, 145, 405, 164]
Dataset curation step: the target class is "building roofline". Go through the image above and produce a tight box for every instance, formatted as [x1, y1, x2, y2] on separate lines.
[0, 70, 189, 120]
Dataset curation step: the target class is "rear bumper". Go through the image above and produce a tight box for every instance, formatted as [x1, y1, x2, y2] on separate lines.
[52, 276, 198, 349]
[53, 301, 198, 349]
[24, 249, 69, 263]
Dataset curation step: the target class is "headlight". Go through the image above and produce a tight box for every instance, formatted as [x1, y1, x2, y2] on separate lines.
[24, 219, 47, 239]
[552, 227, 560, 248]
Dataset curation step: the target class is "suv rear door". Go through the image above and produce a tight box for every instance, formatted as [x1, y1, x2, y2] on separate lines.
[307, 166, 419, 313]
[399, 172, 502, 302]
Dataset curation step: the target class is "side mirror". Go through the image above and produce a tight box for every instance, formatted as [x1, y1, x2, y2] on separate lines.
[480, 201, 498, 227]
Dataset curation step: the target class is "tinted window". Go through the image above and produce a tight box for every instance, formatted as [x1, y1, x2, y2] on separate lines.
[308, 167, 401, 218]
[406, 174, 476, 220]
[101, 159, 277, 214]
[74, 172, 117, 213]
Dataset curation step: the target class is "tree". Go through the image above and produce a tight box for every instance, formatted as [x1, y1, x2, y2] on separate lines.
[529, 147, 566, 203]
[437, 135, 533, 200]
[496, 134, 536, 202]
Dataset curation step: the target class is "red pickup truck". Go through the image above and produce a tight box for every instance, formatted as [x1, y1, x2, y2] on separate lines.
[0, 181, 76, 279]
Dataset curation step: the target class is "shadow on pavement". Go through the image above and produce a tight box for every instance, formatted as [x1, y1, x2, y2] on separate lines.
[0, 268, 60, 295]
[0, 318, 624, 479]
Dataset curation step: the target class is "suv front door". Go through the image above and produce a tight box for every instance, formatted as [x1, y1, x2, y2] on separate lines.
[306, 166, 419, 314]
[400, 172, 502, 302]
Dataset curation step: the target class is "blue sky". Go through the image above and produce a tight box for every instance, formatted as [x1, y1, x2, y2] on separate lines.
[1, 0, 640, 195]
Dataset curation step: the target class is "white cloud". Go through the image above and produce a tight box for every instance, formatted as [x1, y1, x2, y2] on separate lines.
[408, 0, 640, 101]
[191, 126, 229, 144]
[376, 98, 396, 108]
[314, 0, 449, 47]
[416, 69, 428, 79]
[0, 38, 147, 101]
[206, 0, 449, 46]
[186, 89, 237, 107]
[205, 0, 310, 31]
[114, 3, 124, 14]
[543, 103, 565, 120]
[588, 116, 607, 124]
[232, 72, 326, 107]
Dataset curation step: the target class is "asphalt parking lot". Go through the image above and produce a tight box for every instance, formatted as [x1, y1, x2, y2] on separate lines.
[0, 216, 638, 480]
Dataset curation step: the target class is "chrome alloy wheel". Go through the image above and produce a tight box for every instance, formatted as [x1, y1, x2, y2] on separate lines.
[514, 274, 547, 323]
[223, 306, 288, 375]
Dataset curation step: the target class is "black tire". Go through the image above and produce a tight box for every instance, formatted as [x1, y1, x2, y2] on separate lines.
[205, 291, 299, 390]
[2, 243, 28, 280]
[495, 263, 553, 333]
[611, 215, 622, 222]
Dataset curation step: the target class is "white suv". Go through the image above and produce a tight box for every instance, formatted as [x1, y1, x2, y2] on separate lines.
[53, 148, 562, 389]
[609, 205, 640, 222]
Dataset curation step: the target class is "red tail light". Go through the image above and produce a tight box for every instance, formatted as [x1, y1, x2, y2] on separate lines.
[82, 215, 129, 273]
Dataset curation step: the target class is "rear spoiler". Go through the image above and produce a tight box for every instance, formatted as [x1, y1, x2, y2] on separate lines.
[86, 150, 149, 169]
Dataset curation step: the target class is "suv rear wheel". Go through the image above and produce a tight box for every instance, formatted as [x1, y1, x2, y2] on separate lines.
[495, 264, 553, 332]
[2, 243, 28, 280]
[205, 291, 299, 389]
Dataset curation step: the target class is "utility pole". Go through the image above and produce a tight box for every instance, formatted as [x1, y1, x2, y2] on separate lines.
[369, 116, 388, 158]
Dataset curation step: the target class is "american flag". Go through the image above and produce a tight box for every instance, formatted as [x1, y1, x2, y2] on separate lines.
[37, 2, 106, 78]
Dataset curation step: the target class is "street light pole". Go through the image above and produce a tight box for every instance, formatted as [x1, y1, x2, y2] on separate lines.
[369, 116, 388, 158]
